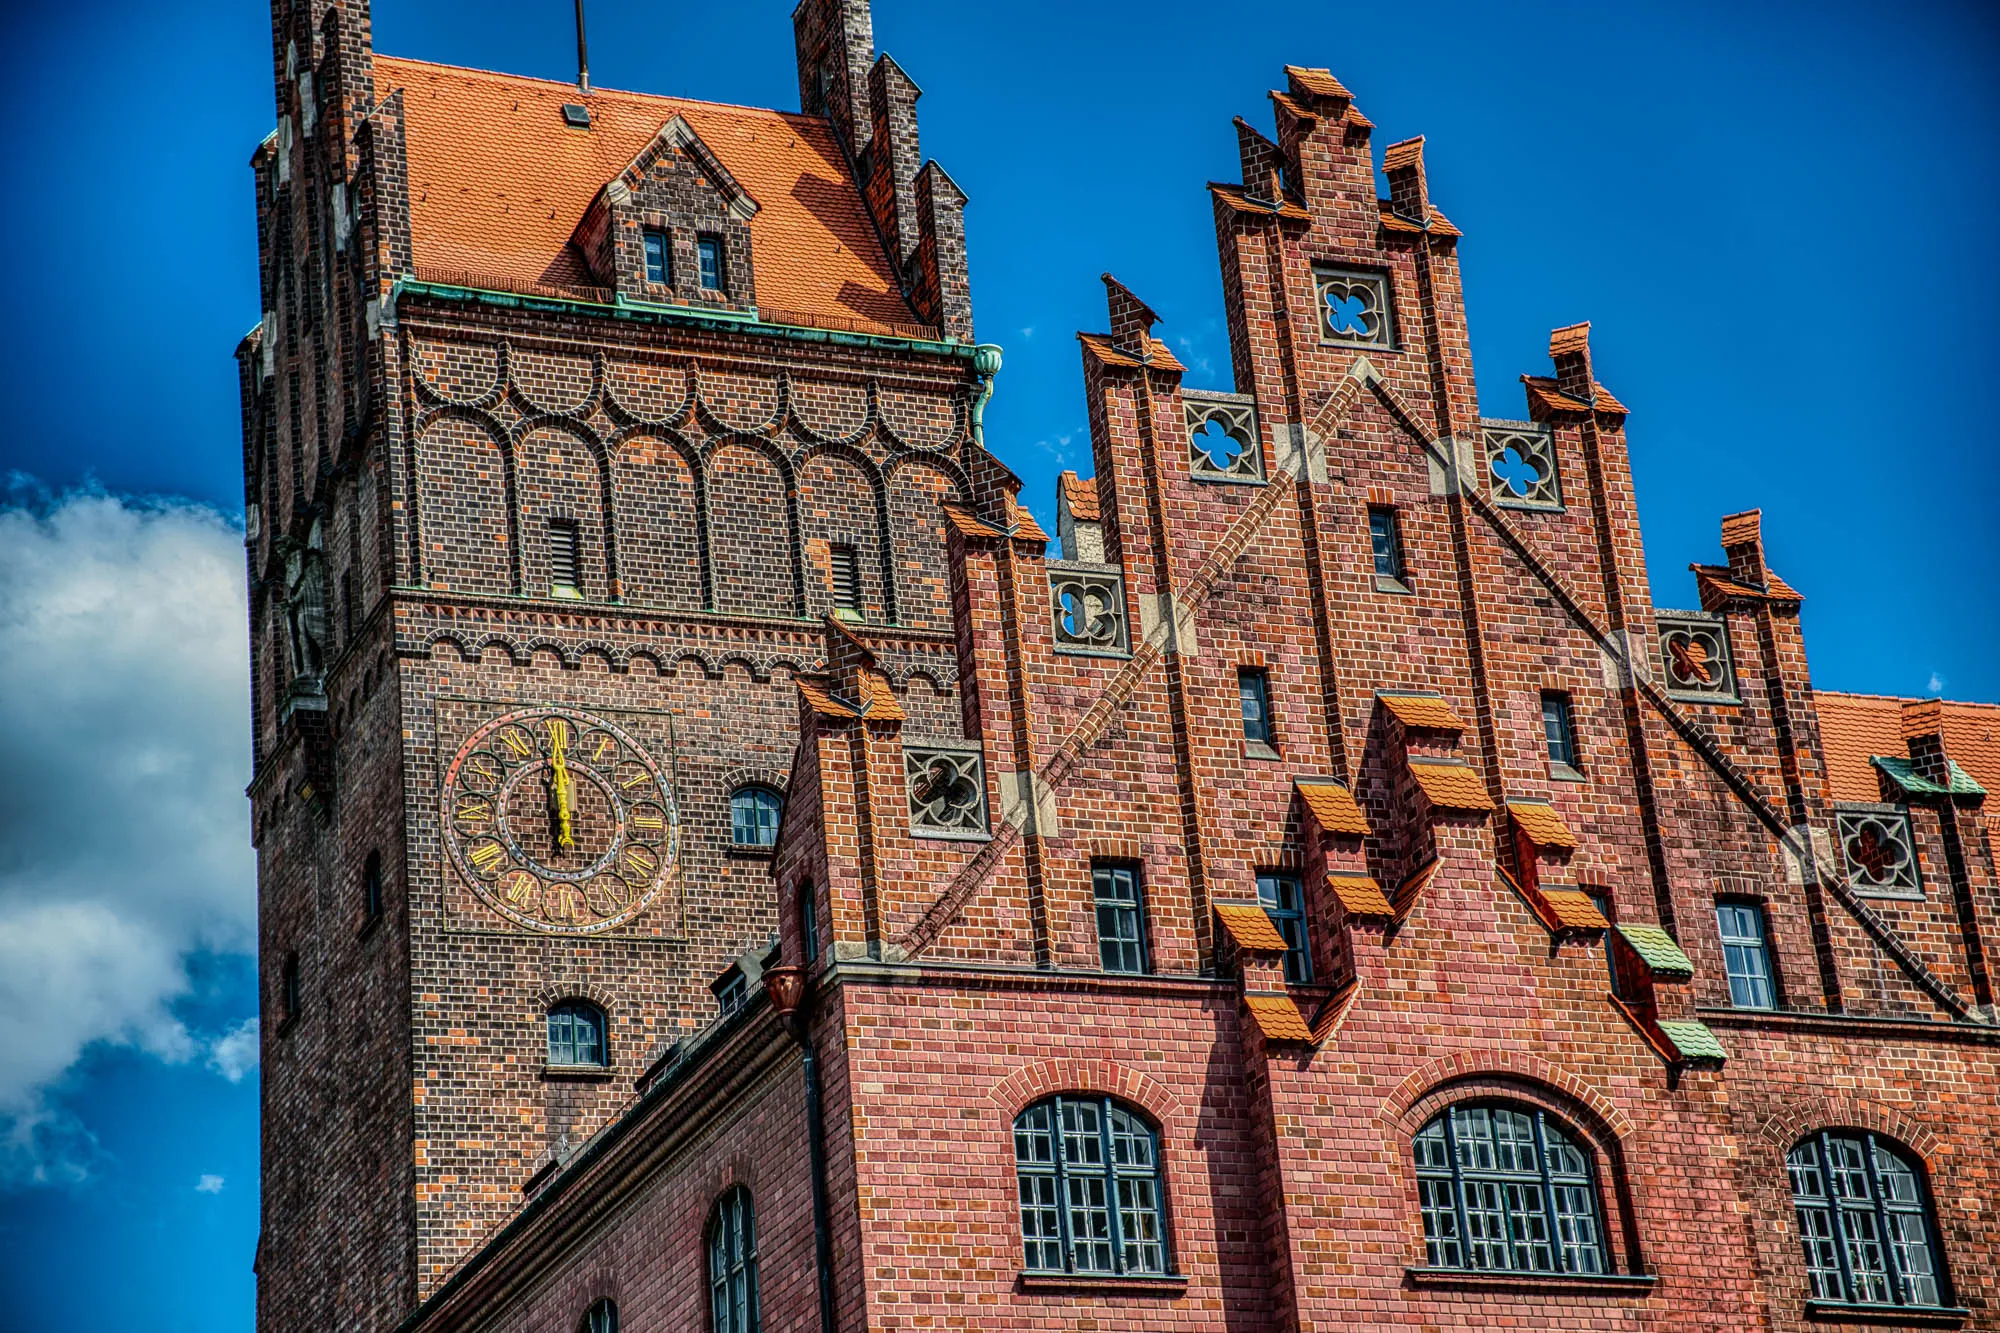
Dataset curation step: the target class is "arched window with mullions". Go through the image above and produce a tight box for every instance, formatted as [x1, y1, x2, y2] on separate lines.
[730, 786, 783, 849]
[546, 1000, 608, 1068]
[579, 1297, 618, 1333]
[707, 1186, 759, 1333]
[1412, 1101, 1608, 1275]
[1788, 1130, 1950, 1310]
[1013, 1094, 1171, 1277]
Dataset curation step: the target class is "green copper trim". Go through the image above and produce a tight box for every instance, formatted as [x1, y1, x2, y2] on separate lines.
[1656, 1018, 1727, 1063]
[969, 343, 1003, 446]
[1871, 755, 1985, 798]
[1617, 923, 1695, 981]
[388, 277, 985, 361]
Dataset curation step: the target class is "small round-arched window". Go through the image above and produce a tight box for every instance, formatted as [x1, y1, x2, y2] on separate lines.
[730, 786, 783, 848]
[708, 1185, 760, 1333]
[1412, 1100, 1606, 1275]
[579, 1297, 617, 1333]
[1013, 1094, 1170, 1277]
[1788, 1130, 1949, 1309]
[547, 1000, 607, 1068]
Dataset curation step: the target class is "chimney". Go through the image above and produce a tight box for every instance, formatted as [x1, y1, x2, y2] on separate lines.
[1383, 135, 1429, 225]
[866, 53, 923, 265]
[1901, 699, 1954, 790]
[1719, 509, 1767, 589]
[1102, 274, 1161, 359]
[794, 0, 876, 158]
[1549, 321, 1595, 403]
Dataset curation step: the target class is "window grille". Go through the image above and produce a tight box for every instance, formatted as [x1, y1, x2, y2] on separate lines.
[707, 1186, 760, 1333]
[1715, 901, 1776, 1010]
[905, 744, 989, 838]
[828, 544, 860, 616]
[1049, 565, 1128, 655]
[642, 229, 671, 286]
[1255, 872, 1311, 983]
[1836, 808, 1922, 897]
[698, 235, 725, 291]
[1369, 507, 1406, 583]
[1014, 1094, 1170, 1277]
[730, 787, 783, 848]
[547, 1000, 607, 1067]
[1482, 421, 1562, 509]
[1314, 266, 1393, 347]
[1413, 1102, 1606, 1276]
[1541, 692, 1581, 776]
[1788, 1131, 1948, 1309]
[1657, 612, 1738, 700]
[1093, 865, 1148, 974]
[1183, 390, 1263, 482]
[548, 520, 580, 597]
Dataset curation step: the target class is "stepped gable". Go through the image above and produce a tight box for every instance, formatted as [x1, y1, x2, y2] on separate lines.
[375, 55, 919, 333]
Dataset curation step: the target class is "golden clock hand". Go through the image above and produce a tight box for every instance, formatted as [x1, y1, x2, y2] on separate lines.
[548, 730, 576, 851]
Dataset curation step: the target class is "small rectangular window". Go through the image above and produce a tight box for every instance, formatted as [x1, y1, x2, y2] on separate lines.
[829, 544, 860, 617]
[1255, 872, 1312, 983]
[1542, 691, 1581, 776]
[1715, 901, 1776, 1010]
[1092, 864, 1149, 974]
[714, 968, 748, 1014]
[340, 569, 354, 643]
[1586, 890, 1618, 996]
[642, 228, 671, 285]
[698, 235, 724, 290]
[362, 852, 384, 921]
[1239, 669, 1275, 754]
[797, 885, 820, 964]
[1368, 506, 1406, 583]
[548, 520, 580, 598]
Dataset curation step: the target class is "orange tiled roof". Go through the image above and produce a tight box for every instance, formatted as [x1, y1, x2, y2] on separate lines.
[797, 679, 858, 720]
[1378, 691, 1465, 731]
[1690, 564, 1805, 606]
[856, 670, 905, 721]
[1209, 182, 1313, 222]
[1244, 993, 1316, 1043]
[1078, 333, 1186, 373]
[1720, 509, 1762, 548]
[1541, 888, 1610, 931]
[1815, 691, 2000, 804]
[374, 56, 923, 337]
[1408, 759, 1495, 812]
[938, 501, 1005, 540]
[1522, 375, 1630, 417]
[1507, 800, 1578, 850]
[1215, 903, 1290, 953]
[1327, 872, 1394, 918]
[1296, 779, 1372, 836]
[1011, 508, 1051, 544]
[1549, 322, 1592, 358]
[1285, 66, 1353, 101]
[1375, 200, 1462, 237]
[1058, 471, 1101, 523]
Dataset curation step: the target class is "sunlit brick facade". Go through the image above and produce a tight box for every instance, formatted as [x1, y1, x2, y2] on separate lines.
[242, 1, 1999, 1329]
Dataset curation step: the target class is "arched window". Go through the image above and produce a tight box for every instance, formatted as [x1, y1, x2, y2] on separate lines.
[579, 1297, 618, 1333]
[730, 786, 783, 848]
[1013, 1094, 1170, 1276]
[707, 1185, 759, 1333]
[547, 1000, 607, 1068]
[1788, 1131, 1948, 1309]
[1412, 1101, 1606, 1275]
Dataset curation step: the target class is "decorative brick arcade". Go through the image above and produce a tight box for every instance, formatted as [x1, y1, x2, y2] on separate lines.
[242, 1, 1999, 1329]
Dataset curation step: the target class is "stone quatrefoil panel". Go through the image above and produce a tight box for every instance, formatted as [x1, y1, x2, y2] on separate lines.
[404, 336, 978, 626]
[1656, 612, 1738, 701]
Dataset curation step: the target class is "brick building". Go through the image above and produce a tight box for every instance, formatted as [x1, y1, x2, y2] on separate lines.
[240, 0, 1999, 1328]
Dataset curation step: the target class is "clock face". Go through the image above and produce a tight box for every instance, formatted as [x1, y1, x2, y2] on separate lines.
[442, 707, 677, 934]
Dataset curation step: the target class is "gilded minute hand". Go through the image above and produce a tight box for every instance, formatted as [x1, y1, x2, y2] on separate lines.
[548, 730, 576, 851]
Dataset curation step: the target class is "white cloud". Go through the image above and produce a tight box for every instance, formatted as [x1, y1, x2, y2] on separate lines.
[1927, 671, 1947, 695]
[196, 1173, 226, 1194]
[207, 1017, 260, 1083]
[0, 483, 255, 1180]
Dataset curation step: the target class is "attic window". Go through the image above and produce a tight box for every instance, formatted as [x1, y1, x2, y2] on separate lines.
[561, 103, 591, 129]
[698, 235, 725, 291]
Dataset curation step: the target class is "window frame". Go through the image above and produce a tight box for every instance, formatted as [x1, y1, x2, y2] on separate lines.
[1787, 1130, 1952, 1311]
[707, 1185, 760, 1333]
[1368, 505, 1408, 590]
[1541, 690, 1583, 780]
[797, 883, 820, 964]
[1254, 871, 1313, 983]
[581, 1297, 619, 1333]
[546, 999, 609, 1069]
[1714, 899, 1778, 1011]
[1412, 1100, 1610, 1278]
[1013, 1093, 1175, 1279]
[1092, 863, 1150, 975]
[697, 234, 725, 291]
[642, 228, 672, 286]
[362, 849, 384, 923]
[713, 967, 749, 1014]
[1238, 668, 1277, 757]
[729, 785, 783, 850]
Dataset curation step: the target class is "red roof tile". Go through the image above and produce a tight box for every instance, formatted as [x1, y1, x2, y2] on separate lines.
[1815, 691, 2000, 804]
[1284, 66, 1353, 101]
[1078, 333, 1186, 373]
[1296, 779, 1372, 836]
[1058, 471, 1101, 523]
[1244, 993, 1316, 1043]
[1378, 692, 1465, 731]
[1215, 903, 1290, 953]
[375, 56, 922, 337]
[1507, 800, 1578, 851]
[1209, 182, 1313, 222]
[1408, 759, 1496, 812]
[1326, 873, 1394, 919]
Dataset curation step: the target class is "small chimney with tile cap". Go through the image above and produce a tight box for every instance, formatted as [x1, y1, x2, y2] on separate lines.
[1550, 321, 1595, 403]
[1901, 699, 1955, 790]
[1720, 509, 1767, 589]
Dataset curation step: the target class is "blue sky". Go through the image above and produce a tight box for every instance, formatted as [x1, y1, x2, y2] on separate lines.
[0, 0, 1994, 1328]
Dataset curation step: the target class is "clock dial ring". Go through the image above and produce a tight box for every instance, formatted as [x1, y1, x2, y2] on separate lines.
[442, 706, 677, 934]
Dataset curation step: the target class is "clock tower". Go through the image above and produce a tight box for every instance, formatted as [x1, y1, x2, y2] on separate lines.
[240, 0, 984, 1324]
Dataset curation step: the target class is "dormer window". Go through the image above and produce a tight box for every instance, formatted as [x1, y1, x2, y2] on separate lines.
[698, 235, 724, 291]
[643, 229, 671, 285]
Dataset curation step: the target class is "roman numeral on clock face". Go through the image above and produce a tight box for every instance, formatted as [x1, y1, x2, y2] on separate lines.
[632, 811, 664, 831]
[455, 799, 491, 823]
[500, 727, 533, 758]
[544, 717, 568, 748]
[469, 843, 506, 873]
[624, 846, 656, 875]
